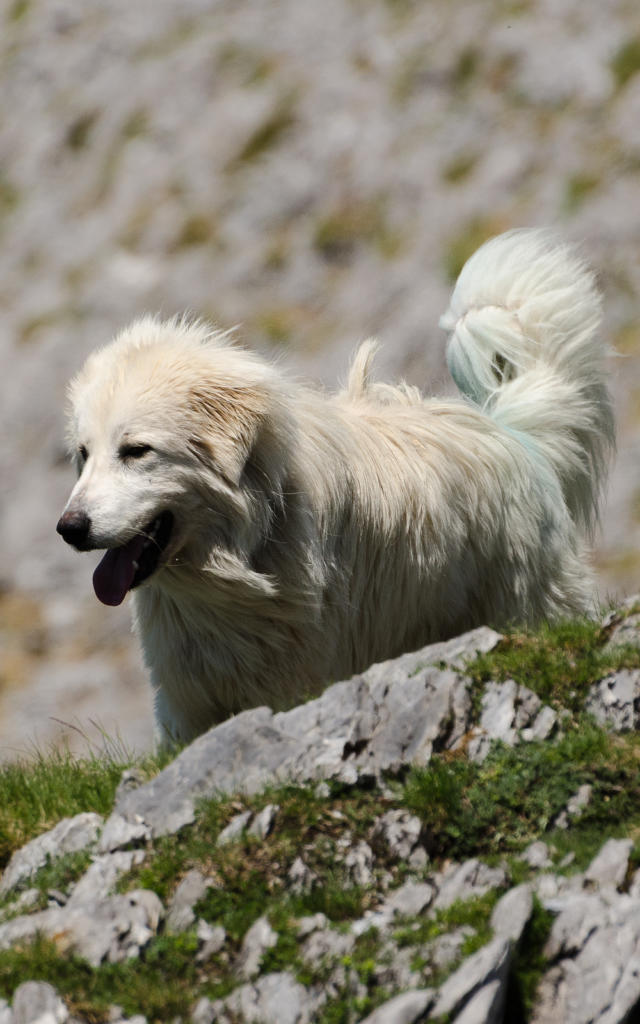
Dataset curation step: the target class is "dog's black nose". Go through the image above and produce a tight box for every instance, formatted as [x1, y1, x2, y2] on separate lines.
[56, 510, 92, 549]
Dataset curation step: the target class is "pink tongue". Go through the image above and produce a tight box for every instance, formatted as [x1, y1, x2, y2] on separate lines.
[93, 535, 148, 606]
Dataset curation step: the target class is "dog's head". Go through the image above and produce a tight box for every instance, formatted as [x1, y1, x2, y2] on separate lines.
[57, 317, 291, 605]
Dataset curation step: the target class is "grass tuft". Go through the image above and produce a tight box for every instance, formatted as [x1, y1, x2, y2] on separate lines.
[229, 95, 296, 166]
[0, 746, 169, 872]
[508, 897, 554, 1017]
[313, 198, 402, 265]
[403, 721, 640, 863]
[467, 615, 640, 712]
[611, 38, 640, 89]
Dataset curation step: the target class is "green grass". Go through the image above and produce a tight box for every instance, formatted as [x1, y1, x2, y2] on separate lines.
[65, 111, 98, 151]
[611, 38, 640, 89]
[564, 173, 600, 212]
[228, 95, 296, 166]
[442, 152, 478, 185]
[171, 212, 217, 250]
[509, 898, 555, 1017]
[394, 890, 498, 961]
[0, 174, 19, 217]
[0, 745, 172, 873]
[466, 614, 640, 713]
[0, 753, 124, 872]
[121, 782, 387, 940]
[313, 198, 403, 264]
[403, 722, 640, 863]
[0, 932, 203, 1021]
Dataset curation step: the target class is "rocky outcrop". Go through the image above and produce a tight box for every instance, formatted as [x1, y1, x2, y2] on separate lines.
[2, 616, 640, 1022]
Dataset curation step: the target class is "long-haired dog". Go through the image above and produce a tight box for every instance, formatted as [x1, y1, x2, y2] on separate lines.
[57, 230, 615, 745]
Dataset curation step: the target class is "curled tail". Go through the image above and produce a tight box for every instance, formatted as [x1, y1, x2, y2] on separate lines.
[440, 229, 615, 536]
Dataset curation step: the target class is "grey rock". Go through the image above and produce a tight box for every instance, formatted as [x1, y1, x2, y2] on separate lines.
[604, 610, 640, 651]
[568, 784, 593, 815]
[351, 909, 393, 938]
[535, 872, 583, 906]
[370, 810, 423, 862]
[451, 978, 505, 1024]
[166, 868, 212, 933]
[235, 915, 278, 980]
[489, 679, 540, 742]
[432, 859, 508, 911]
[558, 851, 576, 869]
[427, 926, 475, 971]
[296, 912, 329, 939]
[586, 670, 640, 731]
[114, 769, 145, 804]
[374, 940, 423, 991]
[408, 846, 429, 871]
[106, 1012, 147, 1024]
[0, 1000, 11, 1024]
[521, 841, 553, 869]
[533, 890, 640, 1024]
[357, 987, 435, 1024]
[191, 997, 216, 1024]
[543, 893, 613, 959]
[301, 924, 354, 965]
[195, 919, 226, 961]
[217, 810, 253, 846]
[97, 814, 151, 854]
[0, 887, 39, 921]
[384, 880, 435, 918]
[553, 783, 593, 830]
[247, 804, 279, 839]
[411, 627, 503, 672]
[584, 837, 633, 890]
[11, 982, 68, 1024]
[521, 704, 558, 743]
[287, 856, 317, 895]
[350, 880, 435, 938]
[69, 850, 145, 905]
[0, 813, 103, 895]
[490, 884, 533, 943]
[199, 971, 325, 1024]
[432, 937, 512, 1019]
[468, 680, 556, 762]
[0, 889, 164, 966]
[343, 841, 375, 887]
[112, 635, 494, 837]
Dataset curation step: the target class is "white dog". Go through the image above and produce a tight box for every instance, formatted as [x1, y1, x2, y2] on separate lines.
[57, 230, 614, 745]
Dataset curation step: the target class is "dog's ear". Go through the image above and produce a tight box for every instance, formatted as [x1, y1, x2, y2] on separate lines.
[186, 383, 271, 486]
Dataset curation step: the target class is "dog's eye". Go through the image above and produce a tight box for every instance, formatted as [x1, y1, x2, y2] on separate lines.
[119, 443, 153, 461]
[78, 445, 88, 464]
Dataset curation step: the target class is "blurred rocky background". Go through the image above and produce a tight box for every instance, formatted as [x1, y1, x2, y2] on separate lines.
[1, 0, 639, 760]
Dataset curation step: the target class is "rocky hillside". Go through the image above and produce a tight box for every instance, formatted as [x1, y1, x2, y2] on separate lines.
[1, 604, 640, 1022]
[2, 0, 640, 758]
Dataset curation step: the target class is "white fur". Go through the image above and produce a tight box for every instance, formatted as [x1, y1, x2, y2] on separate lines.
[59, 230, 615, 745]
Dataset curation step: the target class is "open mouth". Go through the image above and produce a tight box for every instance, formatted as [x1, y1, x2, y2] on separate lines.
[92, 511, 174, 607]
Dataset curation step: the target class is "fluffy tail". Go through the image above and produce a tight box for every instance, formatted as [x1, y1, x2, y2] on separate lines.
[439, 229, 615, 536]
